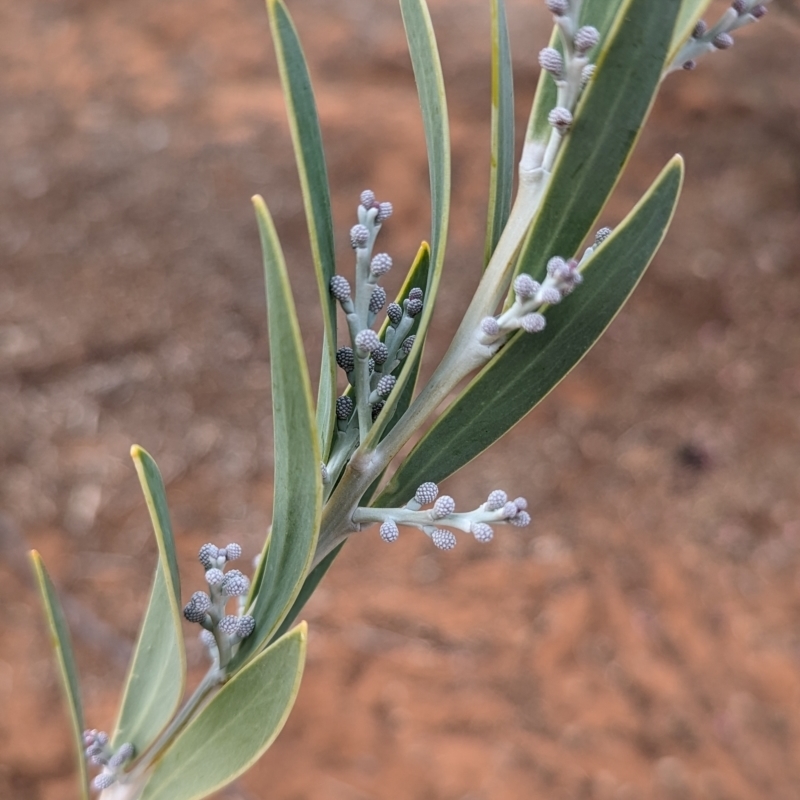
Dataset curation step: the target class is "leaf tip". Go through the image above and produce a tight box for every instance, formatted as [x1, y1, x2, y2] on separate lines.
[130, 444, 146, 461]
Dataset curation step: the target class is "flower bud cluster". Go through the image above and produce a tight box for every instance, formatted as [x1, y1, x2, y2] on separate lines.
[539, 0, 601, 150]
[325, 189, 426, 471]
[478, 252, 584, 346]
[669, 1, 769, 74]
[185, 541, 255, 668]
[353, 483, 531, 552]
[83, 730, 135, 791]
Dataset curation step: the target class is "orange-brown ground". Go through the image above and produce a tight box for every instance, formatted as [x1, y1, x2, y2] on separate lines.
[2, 1, 800, 798]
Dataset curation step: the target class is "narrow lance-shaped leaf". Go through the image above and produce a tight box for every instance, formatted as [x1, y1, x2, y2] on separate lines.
[30, 551, 90, 800]
[514, 0, 681, 289]
[669, 0, 715, 62]
[232, 197, 321, 668]
[526, 0, 628, 145]
[377, 156, 684, 507]
[363, 0, 451, 450]
[267, 0, 338, 460]
[112, 446, 186, 753]
[484, 0, 514, 266]
[140, 624, 307, 800]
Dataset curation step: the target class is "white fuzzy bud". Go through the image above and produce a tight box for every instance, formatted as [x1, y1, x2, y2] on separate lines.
[692, 19, 708, 38]
[336, 346, 355, 372]
[470, 522, 494, 543]
[350, 224, 370, 248]
[93, 774, 117, 791]
[370, 253, 393, 276]
[205, 568, 225, 586]
[432, 495, 455, 519]
[539, 287, 562, 305]
[369, 285, 387, 314]
[713, 32, 734, 50]
[594, 227, 612, 246]
[415, 482, 439, 505]
[513, 496, 528, 511]
[514, 274, 540, 299]
[360, 189, 376, 207]
[548, 106, 573, 133]
[200, 629, 217, 650]
[581, 63, 595, 88]
[387, 302, 403, 325]
[377, 375, 396, 397]
[329, 275, 352, 302]
[545, 0, 569, 15]
[481, 316, 500, 337]
[401, 335, 416, 355]
[520, 313, 547, 334]
[501, 501, 519, 519]
[218, 615, 240, 635]
[431, 528, 457, 550]
[510, 510, 532, 527]
[380, 519, 400, 543]
[238, 615, 256, 637]
[538, 47, 563, 77]
[406, 298, 423, 317]
[223, 543, 242, 561]
[221, 569, 250, 597]
[355, 329, 381, 354]
[372, 342, 389, 364]
[574, 25, 600, 53]
[336, 395, 354, 419]
[376, 201, 393, 222]
[486, 489, 507, 510]
[198, 543, 219, 570]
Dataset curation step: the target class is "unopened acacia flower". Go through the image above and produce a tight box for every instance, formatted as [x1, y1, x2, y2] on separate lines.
[380, 519, 400, 543]
[431, 528, 457, 550]
[415, 482, 439, 505]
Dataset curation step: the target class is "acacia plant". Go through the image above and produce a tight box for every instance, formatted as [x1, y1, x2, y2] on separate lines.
[30, 1, 770, 798]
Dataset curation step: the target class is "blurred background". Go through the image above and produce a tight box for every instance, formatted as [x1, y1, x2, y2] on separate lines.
[2, 0, 800, 798]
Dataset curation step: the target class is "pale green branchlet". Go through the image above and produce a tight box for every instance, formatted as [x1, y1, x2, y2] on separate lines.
[28, 2, 776, 799]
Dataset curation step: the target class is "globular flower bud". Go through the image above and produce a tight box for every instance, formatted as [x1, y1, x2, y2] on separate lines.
[732, 0, 747, 13]
[108, 743, 135, 768]
[224, 543, 243, 561]
[548, 106, 573, 133]
[93, 774, 117, 791]
[96, 731, 109, 747]
[336, 395, 354, 419]
[514, 273, 540, 300]
[83, 730, 98, 747]
[545, 0, 569, 16]
[183, 591, 211, 623]
[415, 482, 439, 505]
[355, 329, 381, 354]
[200, 629, 217, 650]
[85, 742, 103, 758]
[481, 317, 500, 337]
[368, 357, 376, 373]
[594, 226, 612, 246]
[370, 253, 393, 277]
[471, 522, 494, 543]
[750, 4, 767, 18]
[409, 287, 424, 302]
[205, 568, 225, 587]
[539, 287, 562, 305]
[431, 528, 457, 550]
[406, 298, 423, 317]
[432, 495, 455, 519]
[221, 569, 250, 597]
[90, 752, 108, 767]
[574, 25, 600, 53]
[371, 401, 385, 420]
[513, 496, 528, 511]
[501, 501, 519, 519]
[376, 201, 393, 222]
[520, 313, 546, 334]
[486, 489, 507, 510]
[329, 275, 352, 302]
[547, 256, 568, 277]
[360, 189, 376, 208]
[401, 335, 416, 356]
[387, 302, 403, 325]
[712, 32, 734, 50]
[350, 224, 370, 249]
[369, 285, 387, 314]
[692, 19, 708, 38]
[538, 47, 563, 77]
[198, 543, 219, 570]
[372, 342, 389, 364]
[218, 615, 240, 636]
[336, 346, 355, 372]
[380, 519, 400, 543]
[237, 615, 256, 637]
[510, 510, 532, 527]
[377, 375, 396, 397]
[581, 64, 595, 88]
[682, 60, 697, 71]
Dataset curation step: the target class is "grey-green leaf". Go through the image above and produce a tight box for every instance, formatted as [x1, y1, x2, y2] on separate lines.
[376, 156, 684, 506]
[373, 0, 449, 441]
[484, 0, 514, 266]
[232, 197, 321, 668]
[516, 0, 681, 289]
[113, 446, 186, 754]
[267, 0, 337, 460]
[30, 551, 90, 800]
[140, 623, 307, 800]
